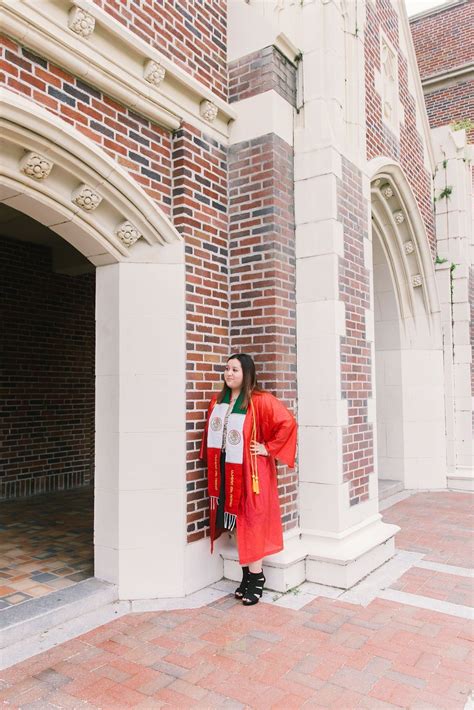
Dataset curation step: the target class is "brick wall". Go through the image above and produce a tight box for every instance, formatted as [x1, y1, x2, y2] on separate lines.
[229, 46, 297, 106]
[91, 0, 228, 101]
[1, 38, 173, 215]
[338, 159, 373, 506]
[410, 0, 473, 80]
[172, 123, 230, 542]
[410, 2, 474, 143]
[365, 0, 436, 254]
[0, 237, 95, 500]
[228, 133, 298, 530]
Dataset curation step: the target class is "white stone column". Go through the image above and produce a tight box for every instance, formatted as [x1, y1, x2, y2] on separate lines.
[433, 126, 474, 490]
[294, 0, 398, 589]
[94, 255, 187, 599]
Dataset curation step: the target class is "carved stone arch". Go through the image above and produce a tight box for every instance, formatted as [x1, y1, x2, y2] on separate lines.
[368, 157, 441, 347]
[0, 90, 182, 265]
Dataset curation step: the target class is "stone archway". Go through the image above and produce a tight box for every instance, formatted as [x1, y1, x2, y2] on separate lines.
[1, 91, 187, 599]
[368, 158, 447, 491]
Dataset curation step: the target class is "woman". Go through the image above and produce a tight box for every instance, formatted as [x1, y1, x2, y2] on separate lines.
[200, 353, 297, 606]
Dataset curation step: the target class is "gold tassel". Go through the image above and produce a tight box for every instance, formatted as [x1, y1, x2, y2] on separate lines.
[250, 399, 260, 494]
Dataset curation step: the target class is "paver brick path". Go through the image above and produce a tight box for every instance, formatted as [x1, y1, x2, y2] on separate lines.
[1, 491, 473, 708]
[382, 492, 473, 569]
[0, 595, 472, 708]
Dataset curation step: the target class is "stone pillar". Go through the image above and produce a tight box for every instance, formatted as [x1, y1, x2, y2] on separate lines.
[433, 126, 474, 490]
[94, 257, 187, 599]
[295, 0, 398, 589]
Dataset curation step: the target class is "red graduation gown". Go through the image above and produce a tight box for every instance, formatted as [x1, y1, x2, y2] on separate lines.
[200, 390, 297, 565]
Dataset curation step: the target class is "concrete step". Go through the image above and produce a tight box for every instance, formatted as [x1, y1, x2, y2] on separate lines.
[1, 577, 119, 668]
[379, 478, 404, 501]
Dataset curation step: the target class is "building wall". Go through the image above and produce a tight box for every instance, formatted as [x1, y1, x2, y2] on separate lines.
[410, 0, 474, 142]
[91, 0, 228, 101]
[0, 237, 95, 499]
[1, 38, 173, 215]
[365, 0, 436, 253]
[228, 46, 298, 532]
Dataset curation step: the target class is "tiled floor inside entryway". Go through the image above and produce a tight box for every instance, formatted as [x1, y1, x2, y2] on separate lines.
[0, 487, 93, 608]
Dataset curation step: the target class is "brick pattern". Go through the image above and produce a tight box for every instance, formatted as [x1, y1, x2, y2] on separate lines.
[423, 82, 474, 143]
[228, 134, 298, 530]
[1, 38, 173, 214]
[171, 124, 230, 542]
[410, 0, 473, 80]
[365, 0, 436, 254]
[338, 158, 373, 506]
[0, 238, 95, 500]
[228, 46, 297, 106]
[91, 0, 228, 101]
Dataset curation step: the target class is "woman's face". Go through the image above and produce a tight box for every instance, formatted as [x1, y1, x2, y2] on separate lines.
[224, 358, 244, 392]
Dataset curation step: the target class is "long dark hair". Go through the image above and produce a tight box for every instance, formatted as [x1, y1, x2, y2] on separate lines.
[217, 353, 261, 409]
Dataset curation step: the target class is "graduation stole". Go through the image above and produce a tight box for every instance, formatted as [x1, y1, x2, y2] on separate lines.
[207, 389, 247, 531]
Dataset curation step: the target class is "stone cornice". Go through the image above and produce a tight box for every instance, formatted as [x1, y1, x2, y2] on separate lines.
[0, 0, 237, 141]
[421, 63, 474, 91]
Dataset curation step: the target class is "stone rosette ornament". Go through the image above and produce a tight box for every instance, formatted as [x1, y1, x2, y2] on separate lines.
[68, 7, 95, 37]
[381, 184, 393, 199]
[393, 210, 405, 224]
[412, 274, 423, 288]
[200, 100, 218, 123]
[404, 241, 415, 255]
[116, 221, 141, 247]
[144, 60, 166, 86]
[20, 152, 53, 180]
[72, 184, 102, 211]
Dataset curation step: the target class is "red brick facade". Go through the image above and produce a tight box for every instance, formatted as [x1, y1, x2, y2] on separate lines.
[1, 38, 173, 214]
[91, 0, 228, 101]
[410, 0, 474, 142]
[338, 159, 372, 506]
[0, 237, 95, 500]
[365, 0, 436, 254]
[228, 134, 298, 530]
[229, 47, 297, 107]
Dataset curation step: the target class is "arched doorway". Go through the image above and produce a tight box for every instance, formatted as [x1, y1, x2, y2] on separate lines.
[369, 159, 447, 495]
[1, 90, 186, 603]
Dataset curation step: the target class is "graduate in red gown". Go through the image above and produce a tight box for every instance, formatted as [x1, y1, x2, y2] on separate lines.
[200, 353, 297, 606]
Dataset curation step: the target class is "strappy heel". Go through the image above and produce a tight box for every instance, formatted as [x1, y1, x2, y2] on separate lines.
[242, 570, 265, 606]
[234, 566, 249, 599]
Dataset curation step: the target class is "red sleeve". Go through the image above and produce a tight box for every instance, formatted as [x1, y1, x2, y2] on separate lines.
[258, 393, 297, 468]
[199, 395, 217, 461]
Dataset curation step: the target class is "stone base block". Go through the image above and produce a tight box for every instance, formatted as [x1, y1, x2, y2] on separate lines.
[447, 469, 474, 491]
[220, 530, 307, 593]
[303, 517, 399, 589]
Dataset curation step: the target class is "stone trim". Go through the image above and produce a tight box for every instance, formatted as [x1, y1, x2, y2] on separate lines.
[1, 0, 237, 140]
[1, 90, 182, 264]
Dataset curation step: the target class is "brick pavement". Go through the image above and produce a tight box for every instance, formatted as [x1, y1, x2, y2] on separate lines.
[0, 491, 473, 709]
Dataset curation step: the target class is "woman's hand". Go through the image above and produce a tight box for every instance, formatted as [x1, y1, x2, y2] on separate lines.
[250, 441, 268, 456]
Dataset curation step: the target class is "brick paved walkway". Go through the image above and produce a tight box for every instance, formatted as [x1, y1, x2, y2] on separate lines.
[1, 491, 473, 709]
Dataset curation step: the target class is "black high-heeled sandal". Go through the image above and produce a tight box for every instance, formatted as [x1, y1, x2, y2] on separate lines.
[234, 566, 249, 599]
[242, 570, 265, 606]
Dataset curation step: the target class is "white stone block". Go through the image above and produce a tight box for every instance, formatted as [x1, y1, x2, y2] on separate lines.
[298, 426, 343, 484]
[294, 145, 342, 180]
[297, 333, 343, 405]
[454, 345, 472, 364]
[118, 431, 186, 491]
[94, 488, 118, 548]
[298, 396, 348, 427]
[118, 544, 184, 599]
[95, 375, 119, 433]
[295, 173, 338, 224]
[296, 253, 339, 303]
[120, 315, 185, 376]
[295, 220, 344, 258]
[297, 300, 346, 338]
[119, 373, 185, 432]
[229, 90, 294, 147]
[119, 489, 185, 549]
